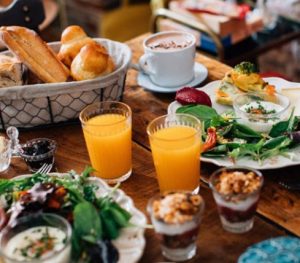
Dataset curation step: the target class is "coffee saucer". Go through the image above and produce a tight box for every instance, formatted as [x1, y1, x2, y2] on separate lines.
[137, 62, 208, 93]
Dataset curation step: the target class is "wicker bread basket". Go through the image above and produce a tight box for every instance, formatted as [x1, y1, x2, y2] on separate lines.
[0, 38, 132, 130]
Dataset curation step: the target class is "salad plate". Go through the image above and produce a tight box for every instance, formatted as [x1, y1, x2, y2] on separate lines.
[168, 77, 300, 170]
[1, 173, 147, 263]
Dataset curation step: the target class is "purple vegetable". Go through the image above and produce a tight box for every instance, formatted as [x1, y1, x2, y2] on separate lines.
[289, 131, 300, 143]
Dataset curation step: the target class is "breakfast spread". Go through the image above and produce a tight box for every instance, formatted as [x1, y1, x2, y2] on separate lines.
[210, 167, 263, 233]
[215, 61, 275, 105]
[0, 25, 115, 85]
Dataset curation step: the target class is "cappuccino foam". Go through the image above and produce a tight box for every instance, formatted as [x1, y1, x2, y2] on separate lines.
[146, 33, 193, 51]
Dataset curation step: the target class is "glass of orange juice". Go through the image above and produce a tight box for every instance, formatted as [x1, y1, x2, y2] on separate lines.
[147, 114, 201, 193]
[79, 101, 132, 183]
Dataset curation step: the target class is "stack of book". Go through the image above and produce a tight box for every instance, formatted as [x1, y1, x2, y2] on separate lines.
[159, 0, 264, 53]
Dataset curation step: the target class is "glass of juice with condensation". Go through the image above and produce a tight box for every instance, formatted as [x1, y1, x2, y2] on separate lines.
[79, 101, 132, 183]
[147, 114, 201, 192]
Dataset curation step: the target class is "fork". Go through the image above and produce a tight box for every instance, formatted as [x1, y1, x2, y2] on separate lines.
[279, 181, 300, 191]
[36, 163, 53, 174]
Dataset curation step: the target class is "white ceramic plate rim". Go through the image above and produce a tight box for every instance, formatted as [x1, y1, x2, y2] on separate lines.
[12, 173, 146, 263]
[168, 77, 300, 170]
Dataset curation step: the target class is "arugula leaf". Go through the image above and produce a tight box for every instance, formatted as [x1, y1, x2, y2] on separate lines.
[229, 139, 265, 160]
[82, 166, 95, 178]
[262, 136, 290, 150]
[202, 145, 227, 157]
[260, 137, 292, 160]
[269, 108, 297, 137]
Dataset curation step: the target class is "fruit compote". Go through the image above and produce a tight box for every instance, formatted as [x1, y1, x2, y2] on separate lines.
[210, 167, 263, 233]
[148, 192, 204, 261]
[19, 138, 56, 172]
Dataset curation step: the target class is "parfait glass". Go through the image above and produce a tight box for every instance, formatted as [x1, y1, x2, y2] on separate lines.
[148, 192, 205, 261]
[210, 166, 264, 233]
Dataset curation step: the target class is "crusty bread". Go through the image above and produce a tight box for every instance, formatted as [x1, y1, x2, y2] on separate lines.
[0, 26, 69, 83]
[57, 25, 95, 67]
[0, 54, 23, 87]
[71, 42, 115, 81]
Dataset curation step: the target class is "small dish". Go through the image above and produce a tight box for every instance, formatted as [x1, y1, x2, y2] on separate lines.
[137, 62, 208, 93]
[18, 138, 57, 172]
[233, 92, 290, 133]
[0, 213, 72, 263]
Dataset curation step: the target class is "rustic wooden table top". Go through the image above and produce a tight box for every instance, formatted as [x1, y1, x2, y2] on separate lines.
[1, 33, 299, 262]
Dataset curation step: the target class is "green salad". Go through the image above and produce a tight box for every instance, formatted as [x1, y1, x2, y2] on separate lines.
[177, 105, 300, 164]
[0, 167, 132, 263]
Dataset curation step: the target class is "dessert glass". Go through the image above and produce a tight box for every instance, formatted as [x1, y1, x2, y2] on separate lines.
[210, 166, 263, 233]
[18, 138, 56, 172]
[80, 101, 132, 183]
[0, 213, 72, 263]
[147, 114, 201, 193]
[148, 192, 205, 261]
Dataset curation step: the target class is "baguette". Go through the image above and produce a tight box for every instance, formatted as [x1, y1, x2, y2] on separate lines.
[0, 26, 69, 83]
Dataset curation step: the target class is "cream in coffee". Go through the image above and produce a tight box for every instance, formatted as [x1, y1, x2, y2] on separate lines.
[146, 32, 193, 51]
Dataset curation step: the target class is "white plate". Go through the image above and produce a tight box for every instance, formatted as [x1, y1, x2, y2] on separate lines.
[12, 173, 147, 263]
[168, 77, 300, 170]
[137, 62, 208, 93]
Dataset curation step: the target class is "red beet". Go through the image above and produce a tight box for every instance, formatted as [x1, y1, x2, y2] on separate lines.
[175, 87, 212, 106]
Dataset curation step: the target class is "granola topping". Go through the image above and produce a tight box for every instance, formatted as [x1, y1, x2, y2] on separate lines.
[152, 192, 202, 224]
[215, 170, 262, 197]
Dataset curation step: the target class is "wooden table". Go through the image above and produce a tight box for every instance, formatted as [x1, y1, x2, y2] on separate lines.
[1, 33, 300, 262]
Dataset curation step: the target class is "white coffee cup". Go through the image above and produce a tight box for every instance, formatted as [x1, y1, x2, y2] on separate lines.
[139, 31, 196, 87]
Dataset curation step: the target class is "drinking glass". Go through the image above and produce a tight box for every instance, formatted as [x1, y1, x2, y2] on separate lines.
[80, 101, 132, 183]
[210, 167, 264, 233]
[147, 114, 201, 192]
[0, 213, 72, 263]
[0, 138, 11, 172]
[148, 192, 205, 261]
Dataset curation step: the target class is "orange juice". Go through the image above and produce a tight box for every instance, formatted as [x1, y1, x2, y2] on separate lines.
[82, 113, 132, 180]
[149, 125, 201, 192]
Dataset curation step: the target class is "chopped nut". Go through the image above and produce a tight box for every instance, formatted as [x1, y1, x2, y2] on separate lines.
[214, 170, 262, 199]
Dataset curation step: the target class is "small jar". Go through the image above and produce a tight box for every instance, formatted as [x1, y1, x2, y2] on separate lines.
[18, 138, 57, 172]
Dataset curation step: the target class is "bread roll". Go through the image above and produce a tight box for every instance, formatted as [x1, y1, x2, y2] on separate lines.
[0, 26, 69, 83]
[57, 25, 95, 67]
[71, 42, 115, 81]
[0, 54, 23, 87]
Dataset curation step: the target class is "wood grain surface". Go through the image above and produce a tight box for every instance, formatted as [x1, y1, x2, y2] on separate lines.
[0, 33, 299, 262]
